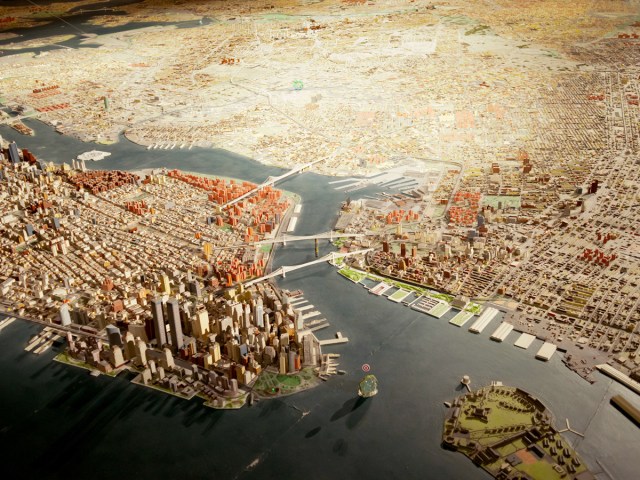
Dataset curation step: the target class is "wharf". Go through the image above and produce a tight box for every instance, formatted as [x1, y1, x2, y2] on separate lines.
[428, 302, 451, 318]
[388, 289, 411, 303]
[295, 304, 315, 312]
[301, 310, 322, 320]
[610, 395, 640, 427]
[319, 331, 349, 346]
[514, 332, 536, 349]
[596, 364, 640, 396]
[449, 310, 474, 327]
[286, 217, 298, 233]
[490, 322, 514, 342]
[468, 307, 498, 334]
[369, 282, 391, 296]
[304, 318, 327, 328]
[0, 317, 15, 332]
[308, 323, 330, 332]
[535, 342, 558, 361]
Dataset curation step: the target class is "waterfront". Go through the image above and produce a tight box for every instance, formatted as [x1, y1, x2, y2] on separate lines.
[1, 121, 640, 479]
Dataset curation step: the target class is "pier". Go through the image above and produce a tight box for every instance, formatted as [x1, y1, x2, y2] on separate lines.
[468, 307, 498, 334]
[319, 331, 349, 346]
[0, 317, 15, 332]
[596, 364, 640, 396]
[490, 322, 514, 342]
[449, 310, 474, 327]
[514, 332, 536, 349]
[535, 342, 558, 361]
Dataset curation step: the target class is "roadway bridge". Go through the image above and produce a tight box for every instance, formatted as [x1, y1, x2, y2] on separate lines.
[220, 159, 323, 209]
[244, 248, 372, 287]
[209, 231, 371, 251]
[253, 231, 368, 246]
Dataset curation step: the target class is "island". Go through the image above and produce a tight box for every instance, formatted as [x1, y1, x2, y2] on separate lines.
[0, 145, 346, 409]
[442, 385, 594, 480]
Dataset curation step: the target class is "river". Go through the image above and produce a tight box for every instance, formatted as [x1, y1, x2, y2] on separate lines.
[1, 119, 640, 479]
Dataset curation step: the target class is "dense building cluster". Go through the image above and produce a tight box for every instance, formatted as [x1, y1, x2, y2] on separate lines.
[0, 140, 338, 406]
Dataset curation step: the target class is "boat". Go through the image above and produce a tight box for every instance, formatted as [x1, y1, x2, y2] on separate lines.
[358, 374, 378, 398]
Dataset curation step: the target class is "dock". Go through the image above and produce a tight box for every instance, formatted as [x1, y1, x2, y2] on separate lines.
[428, 302, 451, 318]
[388, 289, 411, 303]
[295, 304, 315, 312]
[369, 282, 391, 296]
[0, 317, 16, 332]
[596, 364, 640, 396]
[304, 318, 327, 328]
[514, 333, 536, 349]
[286, 217, 298, 233]
[319, 331, 349, 346]
[308, 323, 330, 332]
[468, 307, 498, 334]
[411, 295, 439, 313]
[490, 322, 514, 342]
[301, 310, 322, 320]
[449, 310, 474, 327]
[610, 394, 640, 427]
[535, 342, 557, 361]
[24, 327, 64, 354]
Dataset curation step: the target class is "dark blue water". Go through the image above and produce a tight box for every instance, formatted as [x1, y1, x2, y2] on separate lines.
[1, 120, 639, 480]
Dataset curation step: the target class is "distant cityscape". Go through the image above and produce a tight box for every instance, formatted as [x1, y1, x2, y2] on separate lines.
[1, 0, 640, 477]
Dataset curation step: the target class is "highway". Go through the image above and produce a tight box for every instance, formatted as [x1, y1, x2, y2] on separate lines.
[0, 309, 106, 340]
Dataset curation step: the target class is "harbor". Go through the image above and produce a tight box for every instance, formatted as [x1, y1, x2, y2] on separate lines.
[1, 118, 639, 480]
[337, 264, 566, 367]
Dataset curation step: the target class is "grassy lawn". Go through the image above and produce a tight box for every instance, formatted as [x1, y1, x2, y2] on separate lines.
[253, 368, 318, 397]
[429, 291, 455, 302]
[338, 267, 365, 282]
[276, 374, 301, 387]
[449, 311, 474, 326]
[389, 289, 410, 302]
[429, 302, 451, 318]
[466, 302, 483, 314]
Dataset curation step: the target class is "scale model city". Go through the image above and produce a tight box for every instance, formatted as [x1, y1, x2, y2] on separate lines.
[443, 384, 594, 480]
[0, 143, 347, 409]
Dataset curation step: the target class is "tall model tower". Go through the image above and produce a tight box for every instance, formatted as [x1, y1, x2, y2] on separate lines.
[151, 298, 167, 347]
[166, 298, 184, 349]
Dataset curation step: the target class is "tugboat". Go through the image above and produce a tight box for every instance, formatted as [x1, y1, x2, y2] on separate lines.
[358, 374, 378, 398]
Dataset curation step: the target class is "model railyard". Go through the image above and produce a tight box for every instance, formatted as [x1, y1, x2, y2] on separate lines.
[0, 145, 353, 408]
